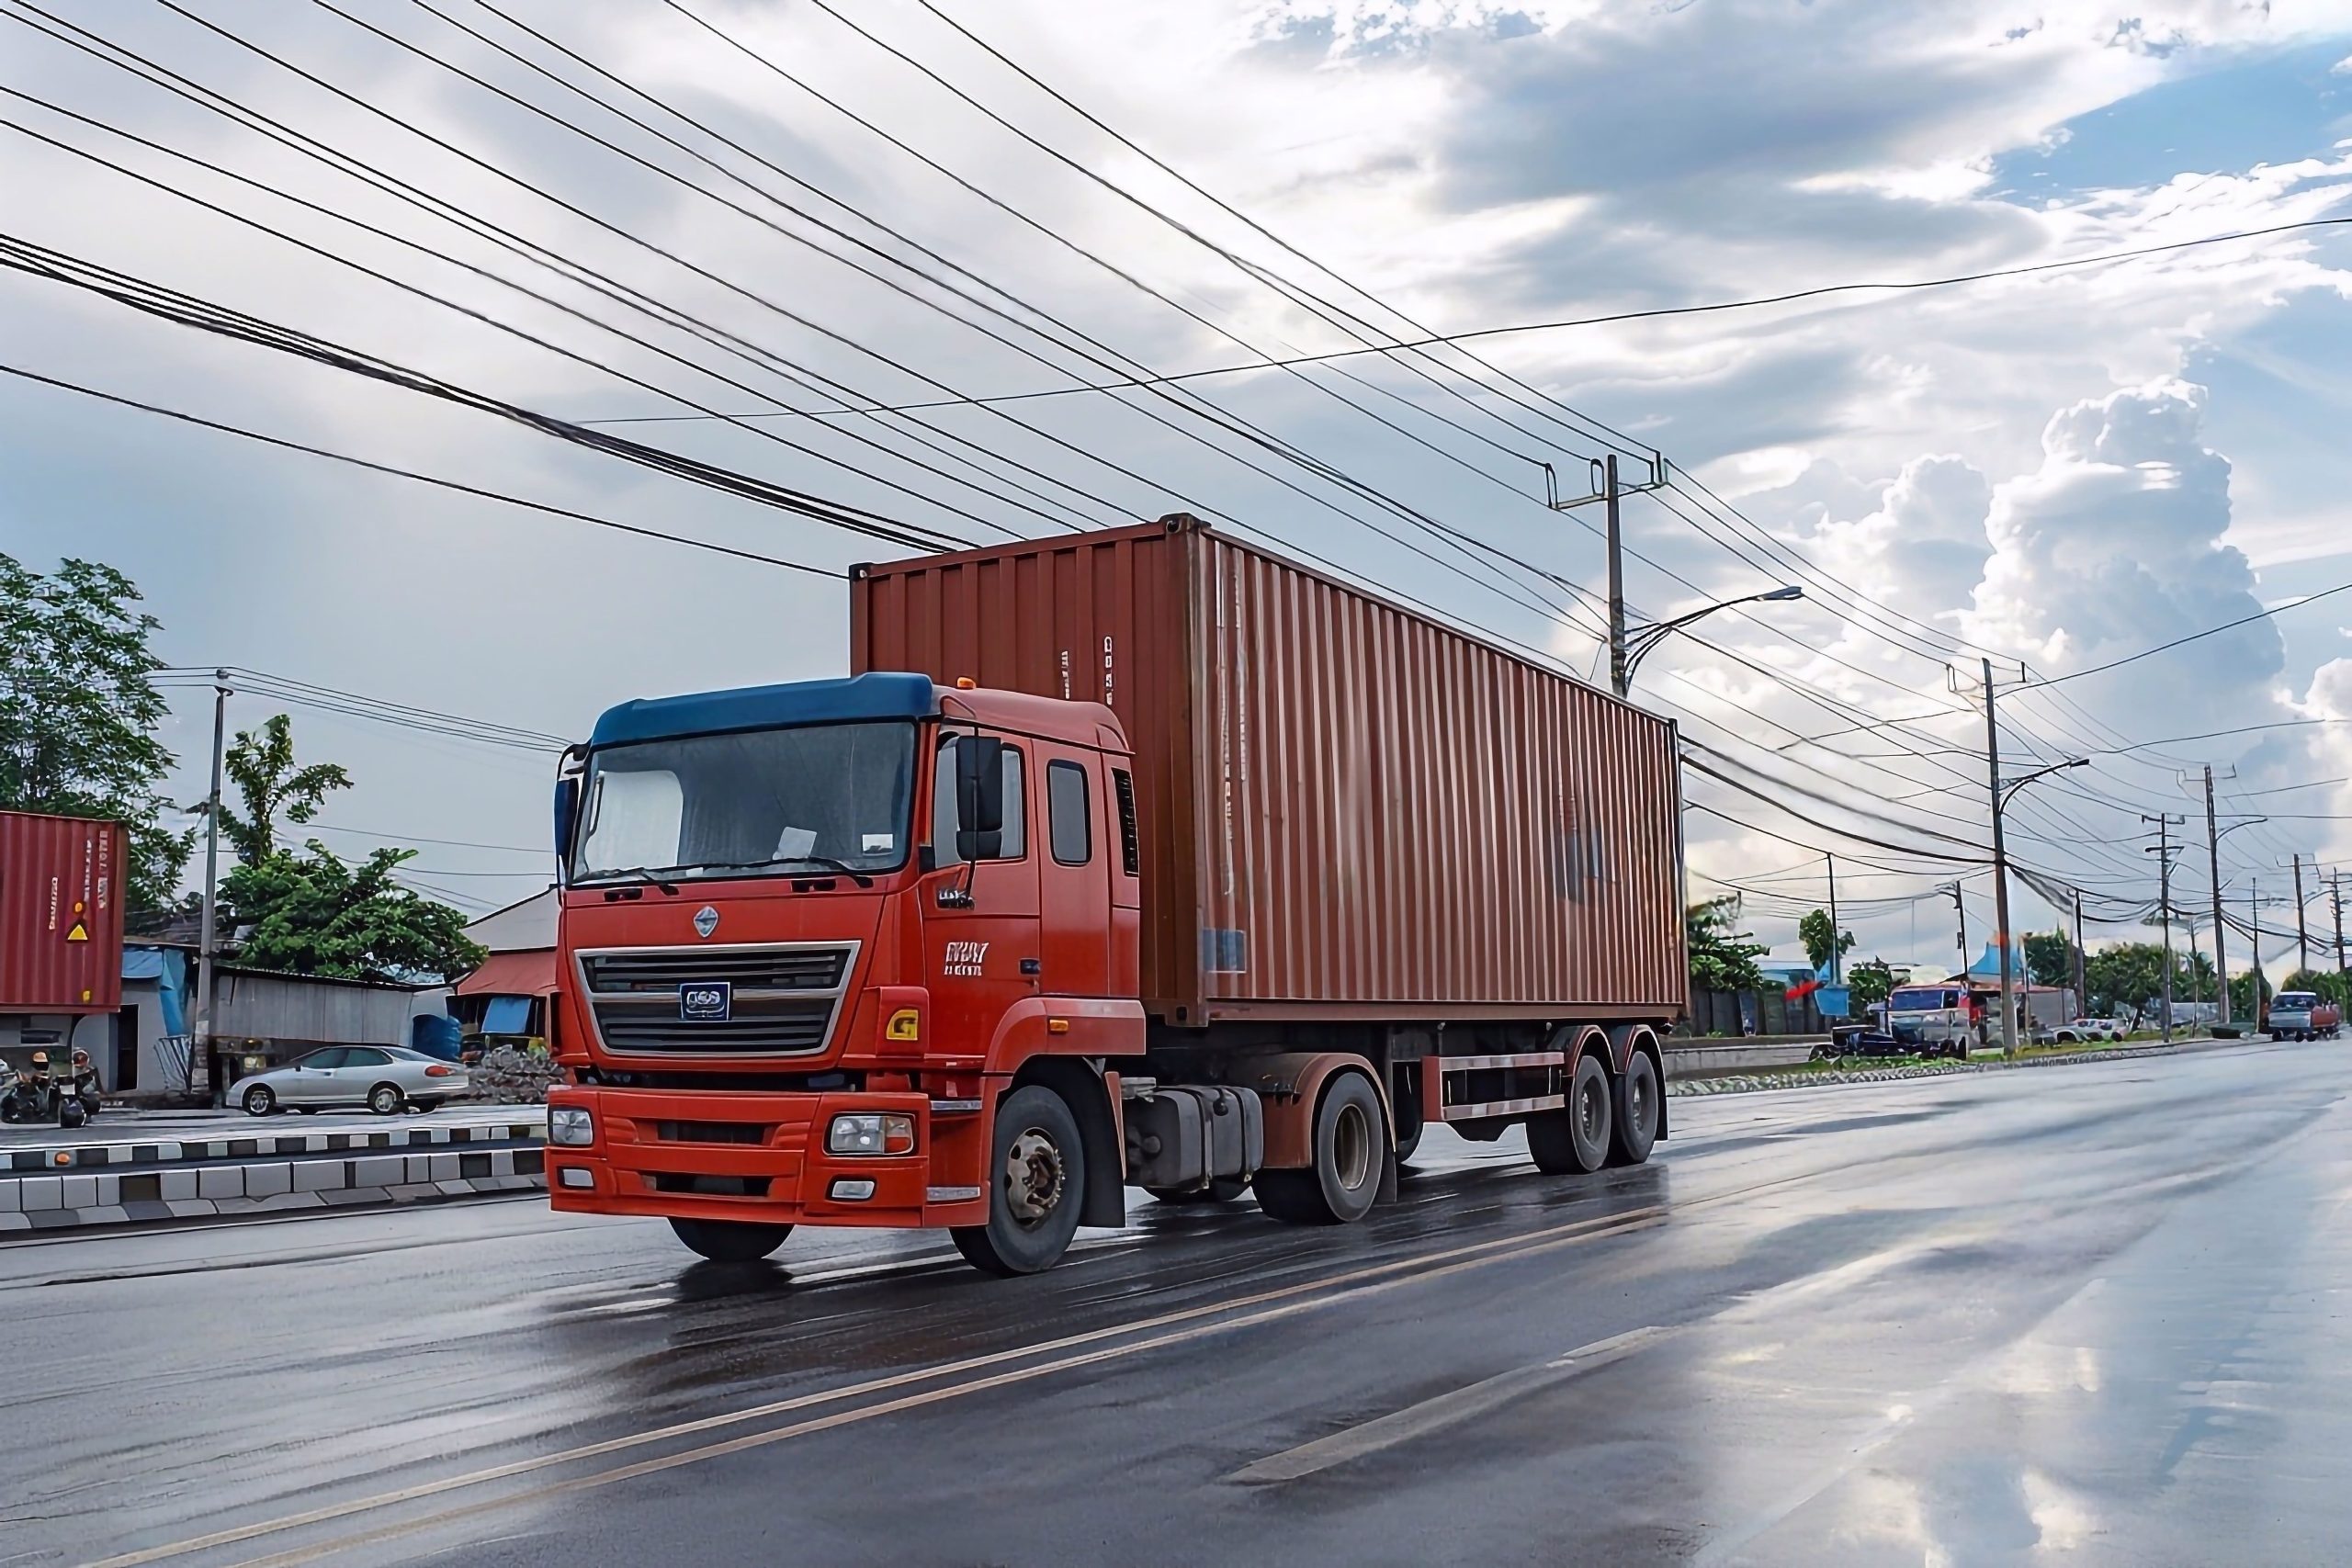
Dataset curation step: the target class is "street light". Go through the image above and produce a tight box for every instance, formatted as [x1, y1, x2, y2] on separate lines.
[1617, 585, 1804, 694]
[1991, 756, 2091, 1055]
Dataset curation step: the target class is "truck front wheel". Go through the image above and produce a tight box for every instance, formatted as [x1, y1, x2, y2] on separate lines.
[1256, 1071, 1385, 1225]
[954, 1085, 1086, 1276]
[668, 1217, 792, 1263]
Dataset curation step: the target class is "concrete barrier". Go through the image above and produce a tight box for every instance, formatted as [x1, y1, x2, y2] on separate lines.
[1665, 1041, 1820, 1078]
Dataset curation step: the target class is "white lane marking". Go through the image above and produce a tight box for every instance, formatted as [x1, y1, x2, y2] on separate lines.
[1228, 1324, 1677, 1484]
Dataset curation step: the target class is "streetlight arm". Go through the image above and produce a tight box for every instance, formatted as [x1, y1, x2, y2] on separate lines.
[1997, 756, 2090, 811]
[1622, 586, 1804, 677]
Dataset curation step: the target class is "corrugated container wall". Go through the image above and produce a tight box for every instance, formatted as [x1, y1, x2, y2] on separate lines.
[0, 809, 129, 1013]
[851, 516, 1686, 1027]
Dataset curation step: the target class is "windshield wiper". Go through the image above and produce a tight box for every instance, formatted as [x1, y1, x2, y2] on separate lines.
[676, 854, 876, 888]
[579, 865, 682, 895]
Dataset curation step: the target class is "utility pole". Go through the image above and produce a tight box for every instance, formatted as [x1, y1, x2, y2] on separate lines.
[2143, 813, 2186, 1042]
[1826, 852, 1842, 982]
[2291, 853, 2310, 976]
[2072, 887, 2087, 1016]
[1604, 456, 1628, 699]
[2197, 765, 2233, 1025]
[2332, 870, 2350, 977]
[1980, 658, 2019, 1057]
[1942, 881, 1968, 978]
[193, 669, 231, 1102]
[2250, 875, 2265, 1021]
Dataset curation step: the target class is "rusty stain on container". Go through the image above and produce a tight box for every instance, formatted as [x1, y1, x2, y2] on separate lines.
[0, 808, 129, 1014]
[852, 515, 1685, 1028]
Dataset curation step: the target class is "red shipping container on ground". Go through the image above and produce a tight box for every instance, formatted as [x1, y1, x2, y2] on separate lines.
[0, 808, 128, 1013]
[851, 514, 1686, 1029]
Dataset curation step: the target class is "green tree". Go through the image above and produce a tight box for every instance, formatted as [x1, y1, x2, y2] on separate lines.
[2229, 969, 2272, 1022]
[2023, 930, 2075, 988]
[1798, 908, 1854, 974]
[0, 554, 191, 912]
[1848, 957, 1896, 1010]
[194, 713, 353, 866]
[220, 840, 484, 982]
[1687, 897, 1768, 992]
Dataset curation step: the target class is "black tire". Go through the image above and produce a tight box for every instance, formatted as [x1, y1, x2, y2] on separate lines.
[952, 1084, 1086, 1276]
[59, 1098, 87, 1130]
[368, 1083, 403, 1116]
[1146, 1176, 1250, 1205]
[1255, 1071, 1385, 1225]
[1607, 1050, 1661, 1168]
[1529, 1055, 1612, 1176]
[243, 1085, 277, 1117]
[668, 1216, 793, 1262]
[1392, 1117, 1423, 1167]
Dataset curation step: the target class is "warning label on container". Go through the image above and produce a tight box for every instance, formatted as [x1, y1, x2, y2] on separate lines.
[66, 921, 88, 942]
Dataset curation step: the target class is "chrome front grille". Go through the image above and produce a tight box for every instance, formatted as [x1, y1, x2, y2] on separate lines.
[577, 941, 857, 1058]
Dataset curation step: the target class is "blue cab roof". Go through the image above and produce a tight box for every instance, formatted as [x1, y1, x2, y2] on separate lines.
[588, 671, 939, 748]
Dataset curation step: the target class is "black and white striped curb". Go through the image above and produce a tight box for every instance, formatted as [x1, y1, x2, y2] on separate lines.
[0, 1145, 546, 1232]
[1668, 1042, 2187, 1097]
[4, 1119, 545, 1175]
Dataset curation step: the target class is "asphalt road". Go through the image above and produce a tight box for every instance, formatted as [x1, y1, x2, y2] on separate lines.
[6, 1038, 2347, 1567]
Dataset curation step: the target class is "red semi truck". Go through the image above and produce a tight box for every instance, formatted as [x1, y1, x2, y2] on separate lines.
[547, 516, 1686, 1273]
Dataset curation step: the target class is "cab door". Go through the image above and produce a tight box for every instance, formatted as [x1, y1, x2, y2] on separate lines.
[922, 730, 1041, 1057]
[1036, 748, 1111, 998]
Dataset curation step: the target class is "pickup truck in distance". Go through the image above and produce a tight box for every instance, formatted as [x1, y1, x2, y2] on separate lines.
[542, 515, 1686, 1274]
[2267, 991, 2343, 1042]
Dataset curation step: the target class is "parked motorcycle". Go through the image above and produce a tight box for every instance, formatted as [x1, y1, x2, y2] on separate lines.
[0, 1050, 99, 1127]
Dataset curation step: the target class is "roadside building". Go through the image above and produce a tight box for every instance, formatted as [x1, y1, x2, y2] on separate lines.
[452, 889, 560, 1050]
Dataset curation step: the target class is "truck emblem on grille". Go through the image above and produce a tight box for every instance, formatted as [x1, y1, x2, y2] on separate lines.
[680, 982, 731, 1021]
[693, 906, 719, 939]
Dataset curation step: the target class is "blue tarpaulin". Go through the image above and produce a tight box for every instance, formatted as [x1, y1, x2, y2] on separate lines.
[481, 996, 532, 1034]
[121, 946, 187, 1035]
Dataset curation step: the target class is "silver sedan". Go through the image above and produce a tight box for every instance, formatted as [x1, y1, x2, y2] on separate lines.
[232, 1046, 470, 1116]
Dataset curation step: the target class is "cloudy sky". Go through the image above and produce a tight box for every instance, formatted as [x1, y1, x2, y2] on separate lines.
[5, 0, 2351, 976]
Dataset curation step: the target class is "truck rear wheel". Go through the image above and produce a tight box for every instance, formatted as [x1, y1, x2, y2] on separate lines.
[1607, 1050, 1660, 1167]
[953, 1084, 1086, 1276]
[1529, 1055, 1612, 1175]
[668, 1217, 792, 1263]
[1256, 1071, 1385, 1225]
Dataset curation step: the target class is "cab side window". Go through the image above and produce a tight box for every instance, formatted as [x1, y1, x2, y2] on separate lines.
[1047, 761, 1091, 865]
[933, 735, 1027, 865]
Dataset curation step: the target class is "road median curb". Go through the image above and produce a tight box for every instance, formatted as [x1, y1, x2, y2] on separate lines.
[0, 1142, 547, 1234]
[1667, 1040, 2199, 1098]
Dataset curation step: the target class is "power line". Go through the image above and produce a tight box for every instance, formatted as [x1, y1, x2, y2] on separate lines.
[578, 208, 2352, 422]
[2027, 579, 2352, 688]
[0, 362, 845, 581]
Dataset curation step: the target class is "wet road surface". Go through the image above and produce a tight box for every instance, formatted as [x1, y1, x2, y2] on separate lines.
[6, 1038, 2348, 1566]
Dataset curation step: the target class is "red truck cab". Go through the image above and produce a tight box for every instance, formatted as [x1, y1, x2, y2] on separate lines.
[546, 672, 1143, 1272]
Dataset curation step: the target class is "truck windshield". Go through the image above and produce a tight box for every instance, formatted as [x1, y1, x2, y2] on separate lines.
[571, 721, 915, 884]
[1888, 987, 1954, 1011]
[2275, 993, 2317, 1009]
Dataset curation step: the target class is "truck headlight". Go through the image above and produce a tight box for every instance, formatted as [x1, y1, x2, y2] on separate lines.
[548, 1107, 595, 1146]
[828, 1112, 915, 1156]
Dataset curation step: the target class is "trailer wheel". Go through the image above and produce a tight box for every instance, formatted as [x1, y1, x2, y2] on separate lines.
[668, 1217, 792, 1263]
[1529, 1055, 1612, 1176]
[953, 1084, 1086, 1276]
[1607, 1051, 1661, 1167]
[1256, 1071, 1385, 1225]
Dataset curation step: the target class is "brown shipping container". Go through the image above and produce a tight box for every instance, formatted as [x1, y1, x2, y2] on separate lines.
[0, 808, 129, 1014]
[851, 515, 1686, 1028]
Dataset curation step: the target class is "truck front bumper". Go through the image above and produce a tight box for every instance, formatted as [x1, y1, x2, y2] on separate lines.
[543, 1086, 989, 1228]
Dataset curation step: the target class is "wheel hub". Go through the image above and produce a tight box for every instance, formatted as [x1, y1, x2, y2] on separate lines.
[1578, 1077, 1607, 1142]
[1003, 1127, 1065, 1225]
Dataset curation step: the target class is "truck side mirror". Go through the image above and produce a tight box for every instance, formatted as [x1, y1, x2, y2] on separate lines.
[553, 775, 581, 870]
[956, 735, 1006, 860]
